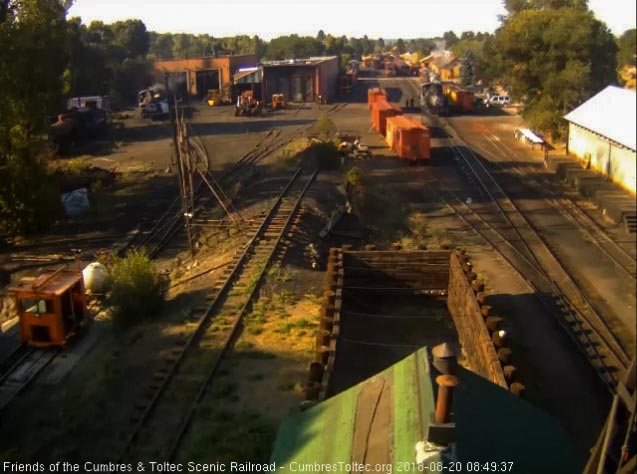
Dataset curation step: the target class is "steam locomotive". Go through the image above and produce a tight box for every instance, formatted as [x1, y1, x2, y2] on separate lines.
[420, 71, 449, 117]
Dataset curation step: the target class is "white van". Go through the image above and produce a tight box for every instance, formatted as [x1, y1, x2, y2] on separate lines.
[484, 95, 511, 107]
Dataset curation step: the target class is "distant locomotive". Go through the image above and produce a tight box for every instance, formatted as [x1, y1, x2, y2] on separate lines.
[420, 71, 449, 117]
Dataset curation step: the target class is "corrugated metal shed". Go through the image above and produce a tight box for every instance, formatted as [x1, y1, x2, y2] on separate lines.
[564, 86, 636, 151]
[271, 347, 577, 472]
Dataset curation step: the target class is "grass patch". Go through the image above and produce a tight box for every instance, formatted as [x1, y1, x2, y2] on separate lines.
[278, 382, 296, 392]
[235, 340, 254, 350]
[303, 293, 322, 304]
[275, 322, 294, 334]
[272, 289, 295, 307]
[294, 318, 314, 329]
[268, 264, 295, 282]
[212, 381, 238, 399]
[234, 350, 277, 360]
[273, 138, 311, 169]
[183, 410, 276, 463]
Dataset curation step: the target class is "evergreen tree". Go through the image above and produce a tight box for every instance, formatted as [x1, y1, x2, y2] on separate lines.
[460, 52, 475, 87]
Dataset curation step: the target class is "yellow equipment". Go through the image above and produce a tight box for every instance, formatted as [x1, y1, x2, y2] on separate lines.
[272, 93, 286, 109]
[207, 89, 220, 106]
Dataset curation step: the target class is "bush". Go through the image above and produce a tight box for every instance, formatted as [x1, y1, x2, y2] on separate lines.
[65, 157, 92, 175]
[344, 166, 369, 214]
[106, 249, 168, 329]
[407, 212, 429, 241]
[309, 141, 339, 170]
[314, 115, 335, 139]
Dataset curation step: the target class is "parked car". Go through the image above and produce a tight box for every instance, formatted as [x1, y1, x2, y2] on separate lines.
[484, 95, 511, 107]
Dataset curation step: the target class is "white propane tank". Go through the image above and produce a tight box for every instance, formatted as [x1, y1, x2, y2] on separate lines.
[82, 262, 109, 294]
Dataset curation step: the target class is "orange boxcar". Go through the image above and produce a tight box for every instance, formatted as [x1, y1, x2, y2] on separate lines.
[10, 268, 86, 348]
[443, 86, 474, 113]
[371, 99, 403, 136]
[385, 115, 431, 163]
[367, 87, 387, 109]
[449, 90, 474, 112]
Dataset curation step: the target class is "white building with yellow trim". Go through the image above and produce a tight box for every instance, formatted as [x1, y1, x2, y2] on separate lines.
[564, 86, 636, 195]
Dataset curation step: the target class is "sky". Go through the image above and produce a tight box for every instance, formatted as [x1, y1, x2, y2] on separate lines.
[67, 0, 636, 40]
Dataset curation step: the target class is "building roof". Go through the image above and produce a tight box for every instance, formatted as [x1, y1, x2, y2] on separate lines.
[262, 56, 337, 67]
[155, 53, 255, 63]
[271, 347, 577, 472]
[564, 86, 636, 151]
[233, 67, 262, 84]
[431, 55, 459, 70]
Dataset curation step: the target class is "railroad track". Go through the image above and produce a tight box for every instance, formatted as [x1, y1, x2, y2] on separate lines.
[457, 125, 637, 282]
[131, 102, 346, 259]
[437, 137, 631, 392]
[383, 76, 633, 390]
[0, 344, 57, 412]
[116, 167, 318, 462]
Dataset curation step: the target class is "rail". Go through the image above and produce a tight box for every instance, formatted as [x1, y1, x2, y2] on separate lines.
[166, 167, 319, 460]
[131, 102, 344, 260]
[116, 167, 317, 461]
[442, 138, 630, 391]
[460, 127, 636, 283]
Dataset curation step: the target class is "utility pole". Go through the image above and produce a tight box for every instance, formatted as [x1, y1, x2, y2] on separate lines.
[165, 73, 194, 256]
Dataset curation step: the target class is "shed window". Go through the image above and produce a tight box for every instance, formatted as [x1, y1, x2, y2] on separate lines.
[21, 298, 53, 315]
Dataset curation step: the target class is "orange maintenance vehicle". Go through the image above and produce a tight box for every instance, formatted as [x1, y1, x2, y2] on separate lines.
[385, 115, 431, 164]
[272, 93, 286, 109]
[10, 268, 87, 348]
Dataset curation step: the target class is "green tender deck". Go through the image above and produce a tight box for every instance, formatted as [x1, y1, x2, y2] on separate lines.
[271, 347, 578, 473]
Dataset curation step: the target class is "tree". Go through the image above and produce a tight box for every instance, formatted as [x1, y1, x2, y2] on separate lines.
[361, 35, 372, 55]
[64, 17, 110, 96]
[503, 0, 588, 16]
[348, 37, 363, 58]
[316, 29, 325, 42]
[494, 6, 616, 138]
[150, 33, 174, 60]
[0, 0, 69, 233]
[617, 28, 636, 67]
[111, 19, 149, 59]
[172, 33, 192, 59]
[110, 57, 152, 105]
[86, 20, 114, 45]
[265, 34, 323, 60]
[395, 38, 406, 54]
[442, 31, 459, 48]
[451, 33, 493, 84]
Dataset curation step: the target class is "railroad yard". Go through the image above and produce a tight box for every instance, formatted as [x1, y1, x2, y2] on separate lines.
[1, 68, 636, 469]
